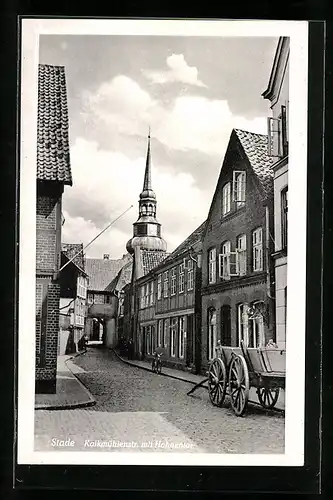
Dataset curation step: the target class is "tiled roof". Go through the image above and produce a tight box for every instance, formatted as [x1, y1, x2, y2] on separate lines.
[62, 243, 85, 271]
[37, 64, 72, 185]
[234, 129, 274, 197]
[85, 254, 132, 291]
[163, 221, 206, 264]
[105, 260, 133, 293]
[140, 249, 168, 276]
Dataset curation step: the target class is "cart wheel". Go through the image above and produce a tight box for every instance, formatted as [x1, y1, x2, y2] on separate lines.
[257, 387, 280, 409]
[228, 354, 249, 416]
[208, 358, 227, 407]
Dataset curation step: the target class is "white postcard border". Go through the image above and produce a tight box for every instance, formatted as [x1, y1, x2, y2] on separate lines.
[18, 18, 309, 466]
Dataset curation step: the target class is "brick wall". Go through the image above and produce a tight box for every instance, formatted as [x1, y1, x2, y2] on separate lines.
[35, 278, 60, 393]
[35, 181, 63, 394]
[36, 195, 59, 273]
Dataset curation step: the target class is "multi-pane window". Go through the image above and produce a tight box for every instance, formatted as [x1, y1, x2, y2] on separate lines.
[145, 326, 152, 355]
[179, 263, 185, 293]
[208, 248, 216, 284]
[171, 267, 177, 295]
[281, 187, 288, 249]
[87, 293, 94, 305]
[222, 182, 231, 215]
[157, 320, 163, 347]
[163, 271, 169, 298]
[170, 318, 177, 357]
[149, 281, 154, 306]
[248, 302, 265, 348]
[93, 294, 105, 305]
[163, 319, 169, 348]
[140, 286, 145, 309]
[236, 234, 247, 276]
[75, 300, 85, 326]
[252, 228, 263, 271]
[179, 316, 185, 359]
[208, 309, 217, 360]
[77, 277, 87, 299]
[144, 284, 149, 307]
[233, 171, 246, 205]
[187, 259, 194, 290]
[157, 274, 162, 299]
[237, 303, 248, 346]
[219, 241, 231, 280]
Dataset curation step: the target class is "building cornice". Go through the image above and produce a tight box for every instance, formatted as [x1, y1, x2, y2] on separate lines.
[262, 37, 290, 107]
[202, 272, 267, 295]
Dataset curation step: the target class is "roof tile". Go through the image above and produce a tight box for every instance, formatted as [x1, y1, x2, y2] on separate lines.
[234, 129, 275, 197]
[37, 64, 72, 185]
[85, 254, 132, 291]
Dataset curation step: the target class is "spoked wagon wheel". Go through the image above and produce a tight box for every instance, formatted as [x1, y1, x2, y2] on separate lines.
[228, 354, 249, 416]
[257, 387, 280, 409]
[208, 358, 227, 407]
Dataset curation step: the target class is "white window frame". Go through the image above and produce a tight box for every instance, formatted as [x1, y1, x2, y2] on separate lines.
[179, 263, 185, 294]
[248, 301, 265, 348]
[252, 228, 263, 271]
[149, 281, 154, 306]
[170, 319, 177, 357]
[187, 259, 194, 291]
[222, 182, 231, 215]
[157, 274, 162, 300]
[145, 326, 152, 355]
[163, 271, 169, 298]
[163, 319, 168, 348]
[236, 234, 247, 276]
[219, 241, 238, 280]
[233, 171, 246, 205]
[237, 303, 249, 347]
[157, 320, 163, 347]
[208, 248, 216, 284]
[171, 267, 177, 296]
[178, 316, 185, 359]
[268, 104, 288, 158]
[208, 309, 217, 360]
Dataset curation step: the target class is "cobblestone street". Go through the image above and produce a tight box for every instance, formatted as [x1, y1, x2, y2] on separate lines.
[34, 347, 285, 454]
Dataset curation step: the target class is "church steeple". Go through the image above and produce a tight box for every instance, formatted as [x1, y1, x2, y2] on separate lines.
[126, 129, 167, 256]
[142, 127, 152, 192]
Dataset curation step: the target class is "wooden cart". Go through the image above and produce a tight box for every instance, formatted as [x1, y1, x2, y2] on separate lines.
[188, 341, 286, 417]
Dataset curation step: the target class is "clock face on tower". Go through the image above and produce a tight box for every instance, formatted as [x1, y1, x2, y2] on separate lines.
[149, 225, 157, 236]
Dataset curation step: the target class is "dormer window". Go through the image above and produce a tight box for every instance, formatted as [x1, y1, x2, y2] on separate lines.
[233, 171, 246, 206]
[222, 182, 231, 216]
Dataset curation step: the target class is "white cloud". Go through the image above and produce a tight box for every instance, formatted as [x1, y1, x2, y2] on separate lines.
[63, 138, 210, 259]
[83, 75, 267, 157]
[143, 53, 208, 88]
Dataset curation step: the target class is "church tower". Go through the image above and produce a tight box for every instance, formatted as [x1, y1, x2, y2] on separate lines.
[126, 129, 167, 279]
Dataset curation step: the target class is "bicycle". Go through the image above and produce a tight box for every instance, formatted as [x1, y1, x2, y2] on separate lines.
[152, 352, 163, 374]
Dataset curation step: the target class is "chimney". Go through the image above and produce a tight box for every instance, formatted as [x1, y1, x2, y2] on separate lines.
[103, 254, 109, 260]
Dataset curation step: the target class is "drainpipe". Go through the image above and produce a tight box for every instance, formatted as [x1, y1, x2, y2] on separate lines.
[265, 204, 275, 341]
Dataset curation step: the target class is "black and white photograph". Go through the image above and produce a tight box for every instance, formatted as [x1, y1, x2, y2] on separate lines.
[18, 19, 308, 467]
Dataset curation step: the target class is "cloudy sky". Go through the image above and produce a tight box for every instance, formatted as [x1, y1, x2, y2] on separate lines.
[39, 35, 278, 259]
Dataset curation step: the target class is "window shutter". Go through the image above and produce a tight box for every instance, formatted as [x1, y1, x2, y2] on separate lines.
[267, 117, 282, 157]
[281, 105, 288, 155]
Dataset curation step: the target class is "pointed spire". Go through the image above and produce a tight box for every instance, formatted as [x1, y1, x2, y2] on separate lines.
[143, 127, 152, 191]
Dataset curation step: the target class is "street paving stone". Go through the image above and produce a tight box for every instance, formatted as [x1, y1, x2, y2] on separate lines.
[34, 347, 285, 454]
